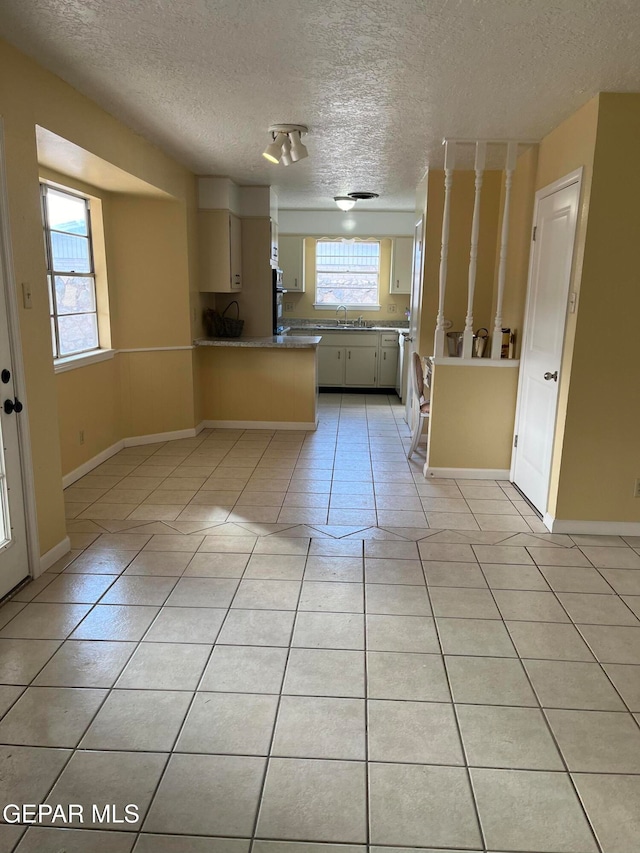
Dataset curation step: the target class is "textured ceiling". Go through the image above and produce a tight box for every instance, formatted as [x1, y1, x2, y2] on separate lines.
[1, 0, 640, 209]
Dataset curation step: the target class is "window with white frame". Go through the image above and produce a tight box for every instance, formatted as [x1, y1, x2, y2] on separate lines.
[41, 184, 100, 359]
[315, 238, 381, 307]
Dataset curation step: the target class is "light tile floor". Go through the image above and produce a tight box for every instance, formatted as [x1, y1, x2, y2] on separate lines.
[1, 393, 640, 851]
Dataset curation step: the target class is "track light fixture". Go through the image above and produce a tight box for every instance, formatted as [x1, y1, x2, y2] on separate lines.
[262, 132, 287, 164]
[334, 196, 356, 211]
[262, 125, 309, 166]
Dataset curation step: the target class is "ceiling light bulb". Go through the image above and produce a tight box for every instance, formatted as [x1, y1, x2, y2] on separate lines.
[289, 130, 308, 162]
[334, 196, 356, 211]
[281, 135, 293, 167]
[262, 132, 287, 164]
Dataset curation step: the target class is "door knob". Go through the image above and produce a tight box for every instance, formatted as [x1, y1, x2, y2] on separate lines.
[544, 371, 558, 382]
[3, 397, 23, 414]
[1, 369, 10, 384]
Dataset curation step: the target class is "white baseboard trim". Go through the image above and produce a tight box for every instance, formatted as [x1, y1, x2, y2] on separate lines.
[40, 536, 71, 575]
[123, 427, 199, 447]
[423, 467, 511, 480]
[62, 426, 202, 488]
[62, 441, 124, 488]
[543, 514, 640, 535]
[202, 419, 318, 430]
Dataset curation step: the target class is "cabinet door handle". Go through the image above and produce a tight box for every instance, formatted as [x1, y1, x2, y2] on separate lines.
[396, 280, 400, 289]
[348, 351, 351, 359]
[337, 351, 341, 360]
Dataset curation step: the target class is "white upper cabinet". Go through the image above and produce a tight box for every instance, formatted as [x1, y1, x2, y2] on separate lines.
[389, 236, 413, 294]
[198, 209, 242, 292]
[279, 235, 305, 292]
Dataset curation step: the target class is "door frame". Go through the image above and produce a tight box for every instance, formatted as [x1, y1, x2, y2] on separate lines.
[405, 213, 425, 425]
[509, 167, 583, 517]
[0, 118, 40, 580]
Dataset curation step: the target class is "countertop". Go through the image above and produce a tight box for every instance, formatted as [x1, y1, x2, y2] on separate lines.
[195, 335, 322, 349]
[288, 324, 407, 333]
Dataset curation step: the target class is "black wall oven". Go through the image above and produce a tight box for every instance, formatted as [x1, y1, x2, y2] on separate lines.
[273, 268, 285, 334]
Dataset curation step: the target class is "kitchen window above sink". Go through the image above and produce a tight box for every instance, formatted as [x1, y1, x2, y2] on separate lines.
[314, 238, 381, 309]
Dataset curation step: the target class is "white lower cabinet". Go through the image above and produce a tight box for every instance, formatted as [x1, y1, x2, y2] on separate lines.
[345, 346, 377, 387]
[378, 345, 399, 387]
[291, 329, 401, 389]
[318, 345, 345, 386]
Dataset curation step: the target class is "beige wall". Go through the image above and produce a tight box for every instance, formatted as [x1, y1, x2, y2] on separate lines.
[283, 237, 410, 321]
[56, 358, 121, 476]
[551, 94, 640, 522]
[0, 38, 197, 555]
[198, 346, 317, 425]
[426, 365, 519, 470]
[107, 196, 192, 349]
[491, 146, 538, 353]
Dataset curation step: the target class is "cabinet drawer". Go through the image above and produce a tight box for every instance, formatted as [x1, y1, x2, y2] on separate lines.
[380, 333, 399, 346]
[318, 332, 378, 346]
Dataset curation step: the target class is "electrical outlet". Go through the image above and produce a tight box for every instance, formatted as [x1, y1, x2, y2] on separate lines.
[79, 430, 85, 446]
[284, 302, 293, 312]
[634, 478, 640, 498]
[387, 303, 397, 313]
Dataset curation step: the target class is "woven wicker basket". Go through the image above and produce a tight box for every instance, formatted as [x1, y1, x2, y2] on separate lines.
[204, 301, 244, 338]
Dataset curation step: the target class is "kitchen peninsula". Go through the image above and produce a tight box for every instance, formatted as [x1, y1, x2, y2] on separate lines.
[195, 335, 322, 429]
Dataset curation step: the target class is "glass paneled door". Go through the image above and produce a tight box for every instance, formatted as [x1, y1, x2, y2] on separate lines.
[0, 203, 29, 598]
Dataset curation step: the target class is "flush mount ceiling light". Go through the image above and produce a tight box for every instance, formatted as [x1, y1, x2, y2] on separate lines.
[262, 124, 309, 165]
[334, 196, 356, 211]
[348, 191, 380, 201]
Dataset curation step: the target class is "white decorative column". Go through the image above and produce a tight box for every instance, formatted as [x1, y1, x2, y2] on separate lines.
[491, 142, 518, 359]
[462, 142, 487, 359]
[434, 141, 456, 357]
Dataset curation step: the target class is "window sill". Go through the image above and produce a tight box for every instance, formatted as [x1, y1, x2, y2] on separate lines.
[312, 304, 381, 311]
[54, 349, 115, 374]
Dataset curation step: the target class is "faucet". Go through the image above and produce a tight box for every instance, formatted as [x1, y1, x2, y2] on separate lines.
[336, 305, 348, 326]
[357, 315, 364, 327]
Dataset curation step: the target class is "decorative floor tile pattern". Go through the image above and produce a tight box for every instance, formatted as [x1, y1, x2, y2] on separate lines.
[1, 392, 640, 851]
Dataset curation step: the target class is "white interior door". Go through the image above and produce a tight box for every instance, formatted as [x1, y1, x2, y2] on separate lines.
[512, 173, 581, 514]
[405, 216, 424, 424]
[0, 126, 31, 598]
[0, 264, 29, 597]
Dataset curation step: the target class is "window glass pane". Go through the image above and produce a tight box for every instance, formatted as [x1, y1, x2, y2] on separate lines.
[45, 189, 88, 236]
[54, 276, 97, 315]
[58, 313, 99, 356]
[315, 240, 380, 305]
[50, 232, 91, 273]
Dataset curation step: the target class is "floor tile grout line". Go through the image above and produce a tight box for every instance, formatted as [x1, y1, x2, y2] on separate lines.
[129, 518, 267, 847]
[249, 535, 311, 850]
[3, 620, 151, 846]
[426, 568, 488, 852]
[478, 574, 606, 853]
